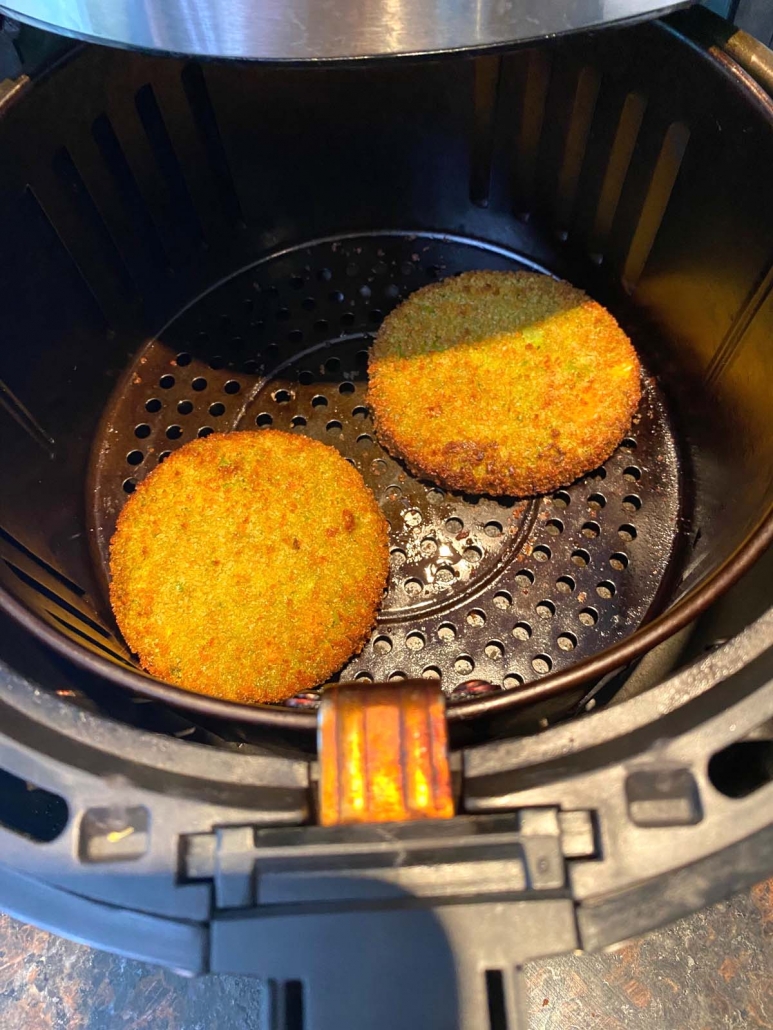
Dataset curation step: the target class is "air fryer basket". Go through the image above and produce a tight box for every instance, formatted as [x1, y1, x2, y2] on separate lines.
[1, 14, 772, 735]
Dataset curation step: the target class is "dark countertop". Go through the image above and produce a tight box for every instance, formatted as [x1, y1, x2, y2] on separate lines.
[2, 879, 772, 1029]
[524, 879, 773, 1030]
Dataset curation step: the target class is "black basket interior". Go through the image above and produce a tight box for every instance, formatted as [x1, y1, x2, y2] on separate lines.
[0, 19, 772, 734]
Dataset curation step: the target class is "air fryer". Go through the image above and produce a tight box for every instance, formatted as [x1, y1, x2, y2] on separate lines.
[0, 5, 772, 1029]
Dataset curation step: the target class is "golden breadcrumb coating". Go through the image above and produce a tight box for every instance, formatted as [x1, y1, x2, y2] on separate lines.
[368, 270, 641, 496]
[109, 431, 389, 703]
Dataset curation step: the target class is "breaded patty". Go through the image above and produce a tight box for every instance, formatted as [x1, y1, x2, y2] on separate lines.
[109, 431, 389, 704]
[368, 270, 641, 496]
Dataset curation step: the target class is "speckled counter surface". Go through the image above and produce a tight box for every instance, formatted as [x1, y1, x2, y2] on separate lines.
[525, 880, 773, 1030]
[2, 880, 772, 1029]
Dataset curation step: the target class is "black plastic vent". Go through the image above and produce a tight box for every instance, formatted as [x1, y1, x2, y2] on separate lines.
[708, 740, 773, 799]
[486, 969, 509, 1030]
[0, 768, 69, 843]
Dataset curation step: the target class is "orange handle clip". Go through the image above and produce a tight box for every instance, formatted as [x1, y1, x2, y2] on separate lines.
[317, 680, 455, 826]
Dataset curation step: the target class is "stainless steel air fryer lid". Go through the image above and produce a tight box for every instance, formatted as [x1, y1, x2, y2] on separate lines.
[0, 0, 689, 61]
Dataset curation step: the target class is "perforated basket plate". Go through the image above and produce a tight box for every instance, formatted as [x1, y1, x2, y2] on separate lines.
[89, 232, 684, 707]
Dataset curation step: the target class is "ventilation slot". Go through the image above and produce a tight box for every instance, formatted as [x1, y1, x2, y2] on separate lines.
[48, 611, 133, 666]
[284, 980, 305, 1030]
[486, 969, 509, 1030]
[554, 65, 601, 232]
[0, 526, 86, 597]
[622, 121, 690, 292]
[181, 63, 244, 226]
[709, 740, 773, 798]
[514, 50, 552, 217]
[0, 377, 55, 457]
[470, 57, 501, 208]
[3, 559, 111, 639]
[134, 83, 204, 254]
[92, 113, 170, 271]
[589, 92, 647, 260]
[50, 146, 137, 302]
[0, 768, 68, 843]
[22, 185, 107, 330]
[706, 259, 773, 385]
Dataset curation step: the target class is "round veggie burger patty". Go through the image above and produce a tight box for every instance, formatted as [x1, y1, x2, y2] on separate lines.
[368, 270, 641, 496]
[110, 431, 389, 703]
